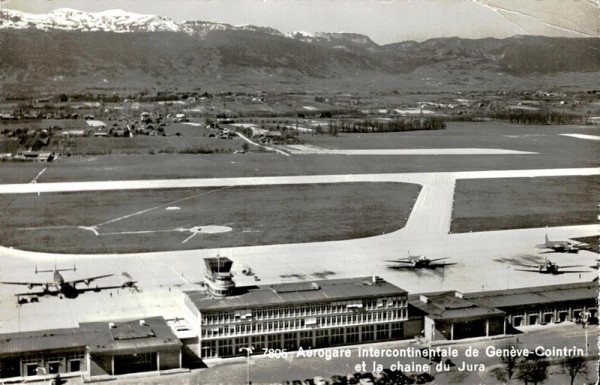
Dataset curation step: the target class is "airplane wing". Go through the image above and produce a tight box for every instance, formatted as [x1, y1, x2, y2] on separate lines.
[385, 259, 412, 264]
[69, 274, 113, 286]
[78, 272, 139, 293]
[1, 281, 53, 287]
[429, 258, 450, 262]
[386, 265, 417, 270]
[559, 265, 584, 269]
[514, 268, 589, 274]
[429, 262, 456, 268]
[514, 264, 541, 269]
[77, 284, 122, 293]
[15, 289, 59, 297]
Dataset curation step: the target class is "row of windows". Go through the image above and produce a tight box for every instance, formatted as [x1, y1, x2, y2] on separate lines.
[21, 351, 85, 364]
[201, 297, 407, 325]
[201, 310, 407, 337]
[199, 323, 406, 358]
[510, 307, 597, 318]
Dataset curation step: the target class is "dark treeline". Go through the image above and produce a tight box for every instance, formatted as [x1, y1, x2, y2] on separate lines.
[489, 110, 585, 125]
[328, 117, 446, 134]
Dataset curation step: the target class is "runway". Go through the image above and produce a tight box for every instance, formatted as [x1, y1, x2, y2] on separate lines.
[0, 167, 596, 194]
[282, 145, 537, 155]
[0, 166, 598, 333]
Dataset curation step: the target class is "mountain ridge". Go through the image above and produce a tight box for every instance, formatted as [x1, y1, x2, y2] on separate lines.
[1, 9, 598, 96]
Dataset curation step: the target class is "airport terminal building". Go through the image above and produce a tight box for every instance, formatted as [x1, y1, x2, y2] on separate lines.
[183, 258, 409, 358]
[0, 257, 597, 380]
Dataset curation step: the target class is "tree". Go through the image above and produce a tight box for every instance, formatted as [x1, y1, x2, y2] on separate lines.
[517, 359, 549, 385]
[499, 343, 521, 380]
[563, 355, 587, 385]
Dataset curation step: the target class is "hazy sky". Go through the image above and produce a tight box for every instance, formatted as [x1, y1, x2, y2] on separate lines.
[2, 0, 597, 44]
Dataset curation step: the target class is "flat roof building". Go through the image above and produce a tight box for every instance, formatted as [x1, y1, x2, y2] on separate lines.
[409, 291, 506, 341]
[464, 281, 598, 327]
[184, 259, 409, 359]
[0, 316, 182, 381]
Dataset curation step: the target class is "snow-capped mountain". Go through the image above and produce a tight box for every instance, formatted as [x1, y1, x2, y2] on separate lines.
[287, 31, 379, 50]
[0, 8, 181, 32]
[181, 20, 284, 38]
[0, 8, 371, 48]
[0, 8, 287, 36]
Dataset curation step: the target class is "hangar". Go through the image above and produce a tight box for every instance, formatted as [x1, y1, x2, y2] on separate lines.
[407, 279, 598, 341]
[464, 280, 598, 327]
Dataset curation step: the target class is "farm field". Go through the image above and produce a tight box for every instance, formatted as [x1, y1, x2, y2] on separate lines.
[0, 122, 598, 185]
[0, 182, 420, 253]
[450, 175, 600, 233]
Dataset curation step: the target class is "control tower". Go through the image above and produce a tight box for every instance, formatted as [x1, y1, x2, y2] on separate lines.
[203, 257, 235, 297]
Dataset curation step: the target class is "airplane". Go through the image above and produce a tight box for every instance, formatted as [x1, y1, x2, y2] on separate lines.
[120, 272, 141, 292]
[1, 265, 138, 304]
[386, 253, 455, 269]
[514, 259, 589, 275]
[536, 234, 583, 253]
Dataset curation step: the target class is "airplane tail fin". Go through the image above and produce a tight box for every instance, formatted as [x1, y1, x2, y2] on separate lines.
[121, 272, 140, 292]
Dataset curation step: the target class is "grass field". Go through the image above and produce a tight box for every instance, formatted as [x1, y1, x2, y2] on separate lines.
[450, 176, 599, 233]
[51, 135, 244, 155]
[301, 121, 600, 150]
[0, 182, 420, 253]
[0, 122, 598, 185]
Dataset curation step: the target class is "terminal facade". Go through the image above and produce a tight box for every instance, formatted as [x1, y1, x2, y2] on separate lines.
[183, 258, 409, 358]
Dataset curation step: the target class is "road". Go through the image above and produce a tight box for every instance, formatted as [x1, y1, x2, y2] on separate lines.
[0, 167, 598, 333]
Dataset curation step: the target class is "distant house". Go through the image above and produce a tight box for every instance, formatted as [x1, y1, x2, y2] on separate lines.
[62, 130, 85, 137]
[86, 120, 107, 130]
[261, 130, 283, 143]
[175, 113, 188, 122]
[19, 152, 54, 162]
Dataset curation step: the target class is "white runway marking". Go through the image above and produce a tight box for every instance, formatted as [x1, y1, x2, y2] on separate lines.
[30, 167, 47, 183]
[93, 186, 232, 227]
[182, 226, 233, 243]
[560, 133, 600, 141]
[283, 145, 537, 155]
[79, 226, 99, 235]
[102, 229, 179, 236]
